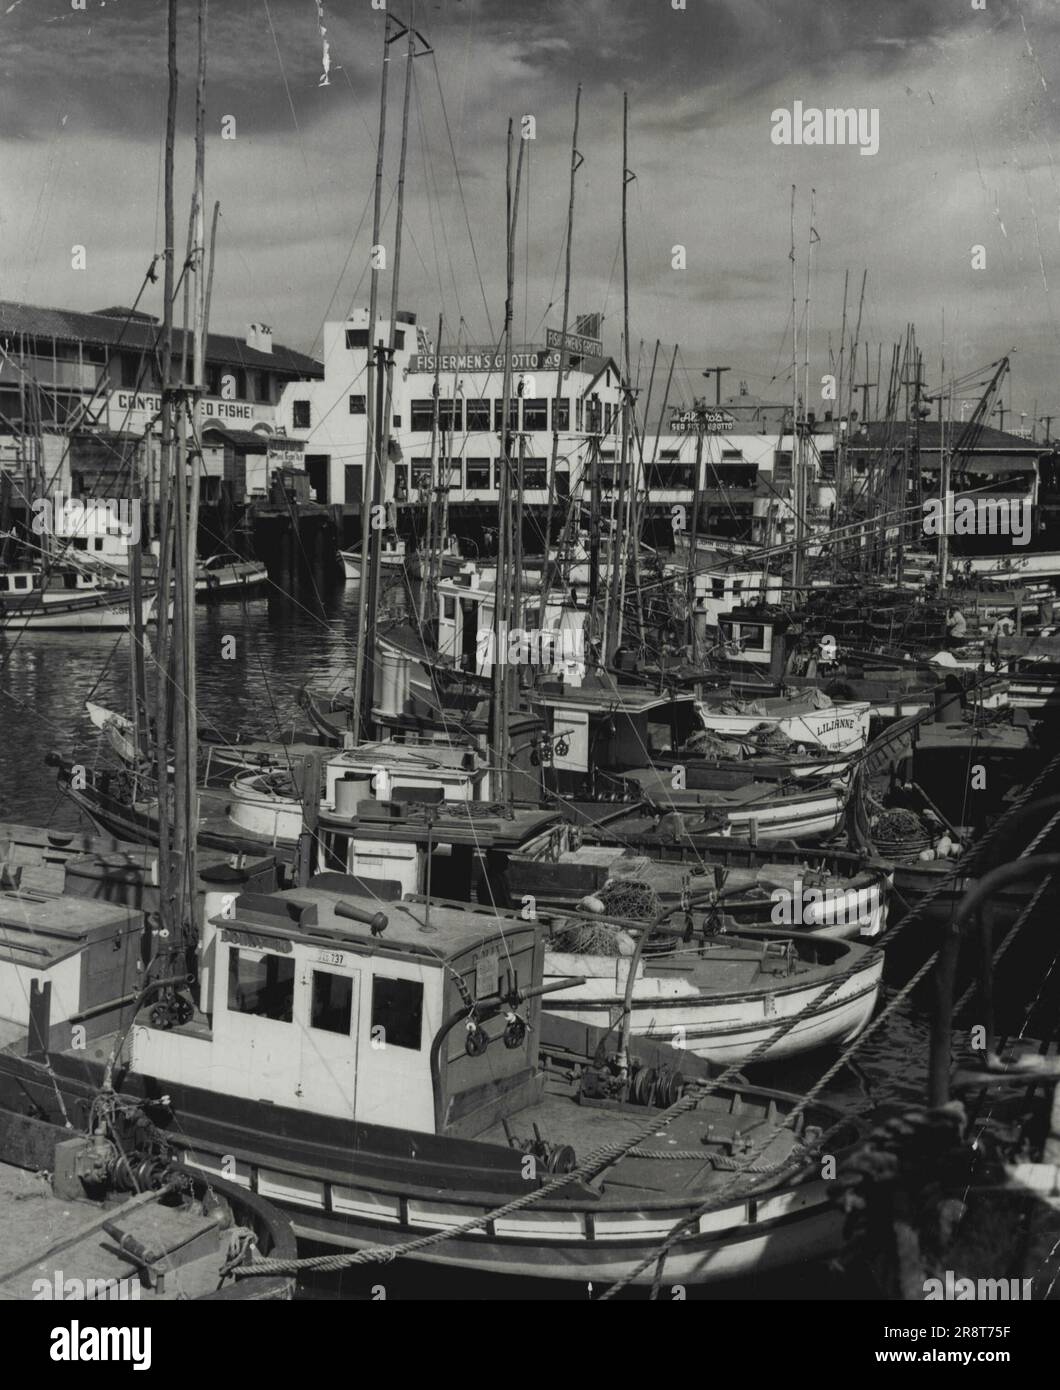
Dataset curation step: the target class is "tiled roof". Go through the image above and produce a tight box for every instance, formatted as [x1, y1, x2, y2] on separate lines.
[0, 301, 323, 378]
[847, 421, 1039, 451]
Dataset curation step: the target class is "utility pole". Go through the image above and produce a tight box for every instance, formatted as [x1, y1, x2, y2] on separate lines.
[701, 366, 731, 407]
[1041, 415, 1055, 445]
[994, 402, 1008, 433]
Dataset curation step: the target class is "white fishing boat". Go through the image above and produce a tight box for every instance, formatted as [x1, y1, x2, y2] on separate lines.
[0, 567, 157, 632]
[543, 926, 883, 1067]
[697, 689, 872, 753]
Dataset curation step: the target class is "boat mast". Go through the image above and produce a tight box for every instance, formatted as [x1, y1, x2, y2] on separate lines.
[608, 92, 635, 660]
[540, 84, 581, 613]
[492, 120, 525, 807]
[419, 311, 443, 630]
[790, 186, 804, 594]
[351, 9, 394, 743]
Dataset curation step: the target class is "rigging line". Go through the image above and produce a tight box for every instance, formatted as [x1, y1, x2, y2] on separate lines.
[428, 51, 494, 341]
[260, 0, 329, 246]
[412, 60, 458, 331]
[307, 186, 375, 361]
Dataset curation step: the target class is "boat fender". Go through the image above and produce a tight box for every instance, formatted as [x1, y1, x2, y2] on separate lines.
[579, 895, 606, 914]
[465, 1022, 489, 1057]
[919, 848, 936, 861]
[335, 900, 388, 935]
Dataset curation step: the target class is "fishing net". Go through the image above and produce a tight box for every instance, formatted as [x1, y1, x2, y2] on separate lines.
[598, 878, 661, 921]
[551, 920, 631, 956]
[745, 720, 797, 752]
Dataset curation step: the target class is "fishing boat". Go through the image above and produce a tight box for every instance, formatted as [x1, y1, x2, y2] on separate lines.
[196, 551, 268, 598]
[0, 879, 863, 1287]
[542, 923, 883, 1067]
[0, 567, 156, 632]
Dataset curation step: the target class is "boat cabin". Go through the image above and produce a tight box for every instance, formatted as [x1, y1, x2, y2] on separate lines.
[715, 605, 791, 681]
[129, 885, 545, 1137]
[532, 686, 704, 799]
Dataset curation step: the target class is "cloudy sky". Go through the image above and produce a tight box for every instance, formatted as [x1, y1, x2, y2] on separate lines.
[3, 0, 1060, 431]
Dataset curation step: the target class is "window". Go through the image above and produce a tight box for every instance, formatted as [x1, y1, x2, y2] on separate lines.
[465, 458, 491, 489]
[494, 398, 519, 433]
[293, 400, 311, 430]
[603, 403, 614, 435]
[576, 398, 584, 432]
[443, 595, 456, 619]
[659, 449, 680, 460]
[411, 459, 432, 489]
[552, 398, 569, 431]
[392, 414, 402, 429]
[72, 537, 88, 551]
[773, 450, 792, 483]
[523, 459, 547, 489]
[311, 969, 354, 1034]
[349, 394, 367, 415]
[345, 328, 369, 349]
[227, 948, 294, 1022]
[712, 577, 725, 598]
[523, 399, 547, 431]
[371, 976, 423, 1050]
[446, 459, 463, 489]
[738, 623, 765, 650]
[466, 399, 490, 431]
[410, 399, 435, 432]
[394, 330, 405, 350]
[721, 448, 744, 461]
[14, 575, 29, 591]
[255, 372, 271, 404]
[121, 353, 141, 389]
[438, 400, 463, 433]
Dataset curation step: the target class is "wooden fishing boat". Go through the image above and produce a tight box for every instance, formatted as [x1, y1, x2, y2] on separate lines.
[0, 879, 863, 1288]
[508, 832, 890, 941]
[696, 688, 872, 753]
[542, 925, 883, 1067]
[196, 551, 267, 598]
[0, 567, 157, 632]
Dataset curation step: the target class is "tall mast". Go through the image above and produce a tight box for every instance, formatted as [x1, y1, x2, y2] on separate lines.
[351, 8, 394, 743]
[492, 120, 525, 807]
[540, 84, 581, 611]
[419, 311, 443, 630]
[608, 92, 634, 659]
[790, 186, 803, 592]
[153, 0, 179, 954]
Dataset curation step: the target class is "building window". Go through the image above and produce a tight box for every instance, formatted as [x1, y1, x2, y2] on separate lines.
[392, 414, 402, 429]
[349, 394, 367, 415]
[603, 403, 614, 435]
[712, 577, 725, 598]
[293, 400, 311, 430]
[410, 399, 435, 432]
[585, 398, 602, 433]
[466, 399, 490, 431]
[370, 976, 423, 1050]
[523, 399, 547, 431]
[311, 969, 354, 1034]
[494, 399, 519, 433]
[721, 448, 744, 461]
[411, 459, 432, 489]
[255, 371, 271, 404]
[773, 450, 792, 483]
[345, 328, 369, 349]
[394, 330, 406, 350]
[576, 398, 584, 432]
[446, 459, 463, 489]
[659, 449, 680, 460]
[438, 400, 463, 433]
[522, 459, 547, 489]
[465, 458, 491, 489]
[443, 596, 456, 619]
[227, 948, 294, 1022]
[552, 398, 570, 431]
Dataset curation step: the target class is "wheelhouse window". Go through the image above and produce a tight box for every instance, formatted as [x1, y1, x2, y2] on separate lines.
[311, 969, 354, 1035]
[737, 623, 766, 650]
[227, 948, 295, 1022]
[371, 975, 423, 1050]
[466, 399, 490, 432]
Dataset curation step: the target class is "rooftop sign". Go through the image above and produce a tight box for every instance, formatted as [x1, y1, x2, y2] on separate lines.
[409, 348, 561, 374]
[670, 407, 737, 434]
[545, 326, 602, 358]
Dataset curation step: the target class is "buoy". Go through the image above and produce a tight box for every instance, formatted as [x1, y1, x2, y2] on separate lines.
[579, 895, 606, 914]
[919, 848, 936, 862]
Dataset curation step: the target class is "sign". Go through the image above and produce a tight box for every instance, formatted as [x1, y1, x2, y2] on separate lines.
[546, 327, 602, 358]
[670, 407, 736, 434]
[107, 391, 275, 432]
[408, 349, 561, 375]
[474, 944, 500, 999]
